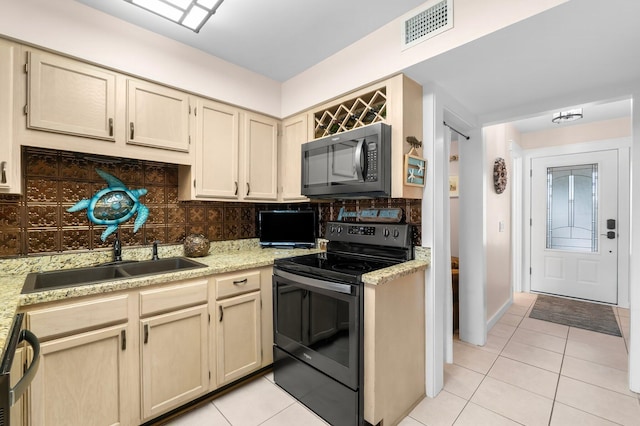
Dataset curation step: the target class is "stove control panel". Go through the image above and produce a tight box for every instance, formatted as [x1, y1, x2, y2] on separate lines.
[326, 222, 412, 248]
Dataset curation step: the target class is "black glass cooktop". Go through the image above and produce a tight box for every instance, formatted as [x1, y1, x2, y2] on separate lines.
[274, 252, 400, 284]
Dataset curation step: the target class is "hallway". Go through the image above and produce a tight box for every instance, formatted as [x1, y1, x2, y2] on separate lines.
[402, 292, 638, 425]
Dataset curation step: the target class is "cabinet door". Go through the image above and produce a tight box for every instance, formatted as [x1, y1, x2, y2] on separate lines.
[279, 114, 309, 202]
[242, 112, 278, 201]
[140, 305, 208, 420]
[194, 99, 240, 199]
[27, 50, 116, 140]
[29, 324, 131, 426]
[127, 79, 190, 152]
[216, 291, 261, 385]
[0, 39, 19, 194]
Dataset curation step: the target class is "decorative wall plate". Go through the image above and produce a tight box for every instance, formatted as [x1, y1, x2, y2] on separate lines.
[493, 157, 507, 194]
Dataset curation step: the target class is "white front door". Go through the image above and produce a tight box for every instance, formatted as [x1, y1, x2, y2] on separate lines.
[530, 150, 618, 304]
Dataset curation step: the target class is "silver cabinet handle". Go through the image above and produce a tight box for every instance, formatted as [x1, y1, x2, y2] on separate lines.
[109, 118, 114, 137]
[130, 122, 135, 140]
[143, 324, 149, 344]
[219, 306, 224, 322]
[246, 182, 250, 196]
[234, 181, 238, 196]
[233, 278, 248, 286]
[1, 161, 6, 184]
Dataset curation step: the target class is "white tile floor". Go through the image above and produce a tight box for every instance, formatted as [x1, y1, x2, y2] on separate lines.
[164, 293, 640, 426]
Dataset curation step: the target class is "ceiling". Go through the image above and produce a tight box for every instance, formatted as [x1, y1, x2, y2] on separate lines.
[76, 0, 639, 134]
[75, 0, 427, 82]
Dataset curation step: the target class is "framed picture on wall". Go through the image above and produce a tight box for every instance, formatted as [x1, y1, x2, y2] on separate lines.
[449, 175, 459, 198]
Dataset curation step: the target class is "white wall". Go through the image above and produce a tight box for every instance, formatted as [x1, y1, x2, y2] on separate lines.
[483, 124, 516, 326]
[0, 0, 282, 116]
[629, 90, 640, 393]
[520, 117, 631, 149]
[281, 0, 567, 117]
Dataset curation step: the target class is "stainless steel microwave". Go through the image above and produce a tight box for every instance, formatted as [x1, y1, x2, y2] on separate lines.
[301, 122, 391, 199]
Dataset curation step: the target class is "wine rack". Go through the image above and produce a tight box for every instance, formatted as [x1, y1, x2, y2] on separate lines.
[313, 88, 387, 139]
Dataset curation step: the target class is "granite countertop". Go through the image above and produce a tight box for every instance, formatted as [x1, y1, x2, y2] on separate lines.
[0, 240, 430, 360]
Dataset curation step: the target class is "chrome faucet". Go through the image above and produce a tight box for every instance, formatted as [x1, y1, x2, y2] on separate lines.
[152, 241, 160, 261]
[113, 233, 122, 262]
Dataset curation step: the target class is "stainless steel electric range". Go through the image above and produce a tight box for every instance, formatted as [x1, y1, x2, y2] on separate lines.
[272, 221, 414, 426]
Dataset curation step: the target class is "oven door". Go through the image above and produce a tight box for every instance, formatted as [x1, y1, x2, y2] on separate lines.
[273, 268, 362, 390]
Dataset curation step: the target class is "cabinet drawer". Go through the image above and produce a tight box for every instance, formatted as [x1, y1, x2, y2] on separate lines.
[27, 294, 129, 340]
[215, 270, 260, 300]
[140, 278, 208, 317]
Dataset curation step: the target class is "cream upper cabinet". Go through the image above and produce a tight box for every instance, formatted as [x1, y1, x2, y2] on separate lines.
[126, 78, 191, 152]
[241, 111, 278, 201]
[0, 39, 20, 194]
[26, 50, 117, 141]
[279, 113, 309, 202]
[179, 99, 240, 200]
[179, 106, 278, 202]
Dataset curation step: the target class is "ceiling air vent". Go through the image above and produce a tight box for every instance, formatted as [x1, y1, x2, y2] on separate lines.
[401, 0, 453, 50]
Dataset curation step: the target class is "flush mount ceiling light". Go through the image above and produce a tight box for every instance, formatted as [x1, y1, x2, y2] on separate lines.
[552, 108, 583, 124]
[124, 0, 224, 32]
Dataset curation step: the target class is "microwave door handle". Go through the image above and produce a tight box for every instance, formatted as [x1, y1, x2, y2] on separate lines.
[354, 138, 366, 181]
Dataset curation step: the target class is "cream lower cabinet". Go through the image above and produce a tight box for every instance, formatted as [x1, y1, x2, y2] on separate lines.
[29, 324, 131, 426]
[363, 271, 425, 426]
[140, 305, 209, 420]
[139, 278, 209, 421]
[26, 294, 134, 426]
[212, 269, 262, 386]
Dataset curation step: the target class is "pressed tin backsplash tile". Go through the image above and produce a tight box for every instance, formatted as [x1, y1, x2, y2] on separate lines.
[0, 147, 421, 257]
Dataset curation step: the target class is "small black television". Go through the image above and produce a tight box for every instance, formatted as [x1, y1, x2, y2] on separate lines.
[258, 210, 316, 248]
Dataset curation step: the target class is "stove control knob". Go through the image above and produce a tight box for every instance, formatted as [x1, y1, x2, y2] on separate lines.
[383, 228, 390, 238]
[393, 229, 400, 238]
[337, 226, 343, 234]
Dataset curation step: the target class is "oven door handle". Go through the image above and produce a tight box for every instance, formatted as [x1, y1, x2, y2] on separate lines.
[275, 269, 354, 295]
[10, 329, 40, 406]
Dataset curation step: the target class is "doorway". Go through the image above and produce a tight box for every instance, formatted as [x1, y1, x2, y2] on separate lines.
[530, 150, 619, 304]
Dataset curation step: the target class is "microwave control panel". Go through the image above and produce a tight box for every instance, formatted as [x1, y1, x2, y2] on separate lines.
[365, 141, 378, 182]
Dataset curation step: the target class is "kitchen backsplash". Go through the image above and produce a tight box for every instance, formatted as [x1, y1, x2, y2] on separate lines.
[0, 147, 421, 257]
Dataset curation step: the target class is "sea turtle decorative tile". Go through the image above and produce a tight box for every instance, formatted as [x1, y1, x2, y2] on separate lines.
[67, 169, 149, 241]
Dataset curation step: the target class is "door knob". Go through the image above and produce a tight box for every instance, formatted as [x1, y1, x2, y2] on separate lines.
[601, 232, 616, 239]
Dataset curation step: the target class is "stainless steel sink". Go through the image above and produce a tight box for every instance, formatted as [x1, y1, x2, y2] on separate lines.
[22, 257, 207, 294]
[118, 257, 206, 276]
